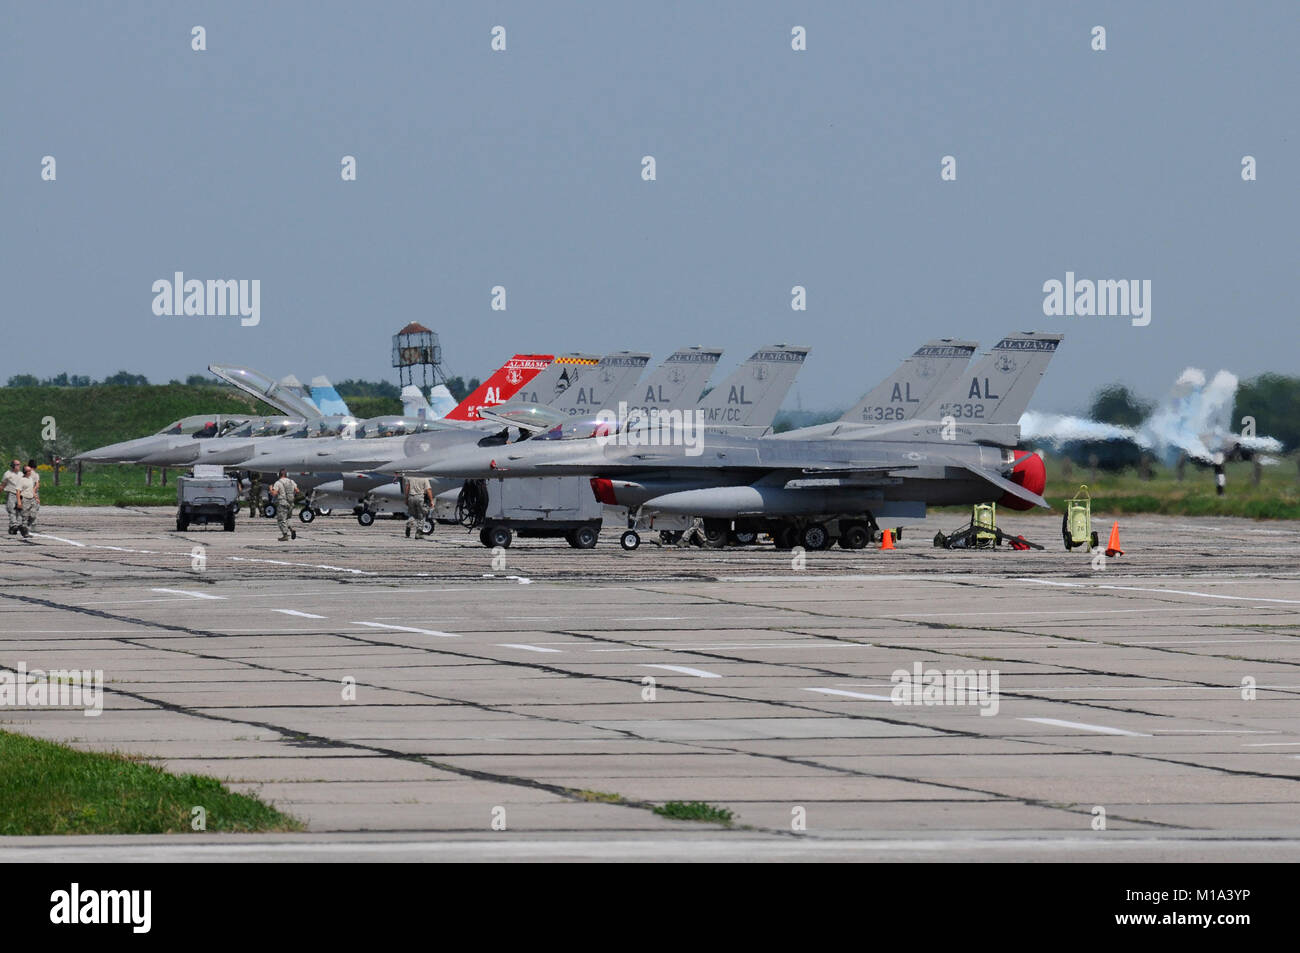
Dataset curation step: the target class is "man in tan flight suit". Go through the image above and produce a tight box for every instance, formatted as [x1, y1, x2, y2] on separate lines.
[269, 469, 299, 541]
[403, 475, 435, 539]
[3, 460, 25, 537]
[20, 463, 40, 538]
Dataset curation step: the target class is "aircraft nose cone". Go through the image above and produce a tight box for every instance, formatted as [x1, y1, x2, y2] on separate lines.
[1000, 449, 1046, 511]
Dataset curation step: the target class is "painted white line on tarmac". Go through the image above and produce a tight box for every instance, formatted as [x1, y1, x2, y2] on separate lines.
[1018, 717, 1149, 737]
[229, 556, 377, 576]
[1021, 578, 1300, 605]
[32, 534, 85, 547]
[644, 664, 722, 679]
[150, 588, 224, 600]
[352, 621, 459, 638]
[274, 609, 327, 619]
[498, 643, 561, 653]
[1151, 730, 1277, 734]
[1244, 742, 1300, 747]
[805, 687, 894, 701]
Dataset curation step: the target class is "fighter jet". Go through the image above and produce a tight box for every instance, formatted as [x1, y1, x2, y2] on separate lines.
[72, 363, 328, 465]
[413, 332, 1062, 550]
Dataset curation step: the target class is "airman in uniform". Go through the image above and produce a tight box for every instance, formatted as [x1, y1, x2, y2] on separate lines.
[247, 470, 263, 518]
[404, 475, 435, 539]
[269, 469, 298, 541]
[20, 462, 40, 538]
[3, 460, 24, 537]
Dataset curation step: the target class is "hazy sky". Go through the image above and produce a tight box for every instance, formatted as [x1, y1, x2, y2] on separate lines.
[3, 1, 1296, 413]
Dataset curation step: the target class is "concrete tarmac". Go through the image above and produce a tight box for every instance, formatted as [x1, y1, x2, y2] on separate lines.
[2, 506, 1299, 861]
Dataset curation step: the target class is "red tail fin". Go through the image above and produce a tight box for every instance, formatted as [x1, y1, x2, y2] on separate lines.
[443, 354, 554, 422]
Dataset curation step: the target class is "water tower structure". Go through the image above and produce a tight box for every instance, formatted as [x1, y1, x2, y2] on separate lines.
[392, 322, 445, 389]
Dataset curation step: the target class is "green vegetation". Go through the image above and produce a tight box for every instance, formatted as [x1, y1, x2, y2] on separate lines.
[1002, 453, 1300, 521]
[653, 800, 734, 824]
[0, 384, 275, 462]
[36, 464, 177, 507]
[0, 730, 302, 834]
[571, 789, 626, 804]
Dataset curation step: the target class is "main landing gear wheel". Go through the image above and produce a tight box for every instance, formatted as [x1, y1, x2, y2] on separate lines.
[801, 523, 831, 551]
[839, 523, 871, 550]
[620, 530, 640, 551]
[298, 508, 315, 524]
[774, 524, 800, 550]
[357, 509, 375, 527]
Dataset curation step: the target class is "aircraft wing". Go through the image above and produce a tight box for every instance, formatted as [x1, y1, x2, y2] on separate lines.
[948, 459, 1051, 509]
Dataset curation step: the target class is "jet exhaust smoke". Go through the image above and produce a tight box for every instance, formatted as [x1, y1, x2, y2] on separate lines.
[1019, 367, 1282, 465]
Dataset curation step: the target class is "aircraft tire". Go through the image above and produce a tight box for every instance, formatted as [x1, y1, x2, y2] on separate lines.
[774, 524, 800, 550]
[839, 523, 870, 549]
[802, 523, 831, 551]
[620, 530, 640, 551]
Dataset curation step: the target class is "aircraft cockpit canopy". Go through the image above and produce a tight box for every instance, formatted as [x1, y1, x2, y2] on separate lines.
[156, 414, 251, 437]
[245, 417, 301, 438]
[536, 417, 617, 442]
[307, 416, 361, 438]
[356, 416, 447, 439]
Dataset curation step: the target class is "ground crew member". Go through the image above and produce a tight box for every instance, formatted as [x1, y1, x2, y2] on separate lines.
[248, 470, 263, 518]
[269, 469, 298, 541]
[20, 462, 40, 538]
[3, 460, 24, 536]
[404, 474, 435, 538]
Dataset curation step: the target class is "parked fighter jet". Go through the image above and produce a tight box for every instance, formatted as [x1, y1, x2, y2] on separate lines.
[413, 332, 1062, 550]
[72, 363, 326, 465]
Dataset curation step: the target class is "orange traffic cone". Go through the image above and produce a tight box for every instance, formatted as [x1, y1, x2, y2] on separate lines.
[1105, 521, 1124, 557]
[880, 528, 895, 550]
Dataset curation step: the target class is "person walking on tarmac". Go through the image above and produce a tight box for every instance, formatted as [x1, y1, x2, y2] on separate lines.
[247, 470, 263, 518]
[19, 462, 40, 539]
[269, 469, 298, 541]
[403, 474, 435, 539]
[3, 460, 25, 537]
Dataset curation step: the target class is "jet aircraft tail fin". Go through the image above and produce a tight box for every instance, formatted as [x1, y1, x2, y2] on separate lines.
[840, 339, 977, 424]
[442, 354, 554, 423]
[924, 332, 1064, 426]
[695, 344, 810, 436]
